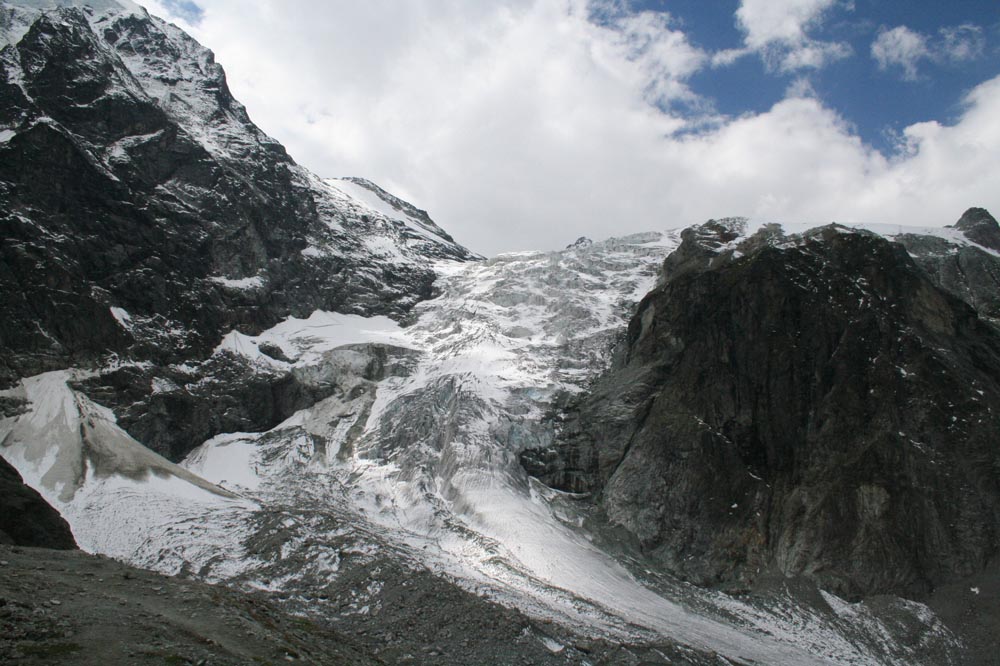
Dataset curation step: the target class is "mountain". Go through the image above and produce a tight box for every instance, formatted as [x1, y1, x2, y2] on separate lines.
[527, 216, 1000, 602]
[2, 2, 999, 665]
[0, 0, 478, 461]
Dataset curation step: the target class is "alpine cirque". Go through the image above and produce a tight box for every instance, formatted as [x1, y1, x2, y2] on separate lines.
[1, 2, 998, 665]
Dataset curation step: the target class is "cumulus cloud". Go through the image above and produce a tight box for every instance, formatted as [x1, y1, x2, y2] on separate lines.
[596, 8, 708, 108]
[715, 0, 852, 72]
[737, 0, 835, 48]
[142, 0, 1000, 255]
[871, 26, 928, 80]
[872, 23, 985, 80]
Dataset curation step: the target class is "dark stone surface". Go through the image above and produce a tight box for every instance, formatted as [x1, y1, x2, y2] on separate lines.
[0, 6, 474, 389]
[952, 207, 1000, 251]
[0, 456, 77, 550]
[896, 208, 1000, 327]
[75, 343, 418, 461]
[0, 542, 727, 666]
[530, 220, 1000, 600]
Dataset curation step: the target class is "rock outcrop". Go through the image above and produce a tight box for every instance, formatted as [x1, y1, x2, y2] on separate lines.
[0, 455, 76, 549]
[528, 216, 1000, 599]
[894, 208, 1000, 328]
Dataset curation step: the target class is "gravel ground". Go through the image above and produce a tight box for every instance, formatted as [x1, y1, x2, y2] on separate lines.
[0, 544, 379, 666]
[0, 545, 725, 666]
[924, 560, 1000, 666]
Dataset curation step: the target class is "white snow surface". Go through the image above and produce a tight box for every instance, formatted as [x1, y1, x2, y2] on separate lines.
[320, 177, 470, 256]
[206, 275, 265, 290]
[215, 311, 413, 367]
[325, 178, 433, 237]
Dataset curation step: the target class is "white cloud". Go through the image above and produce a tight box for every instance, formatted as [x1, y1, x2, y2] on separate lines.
[939, 24, 986, 62]
[598, 9, 708, 107]
[872, 26, 930, 80]
[728, 0, 852, 72]
[142, 1, 1000, 256]
[872, 23, 985, 81]
[736, 0, 836, 48]
[785, 76, 818, 99]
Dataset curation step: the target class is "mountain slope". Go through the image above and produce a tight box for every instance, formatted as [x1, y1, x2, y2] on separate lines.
[0, 0, 479, 462]
[0, 543, 383, 666]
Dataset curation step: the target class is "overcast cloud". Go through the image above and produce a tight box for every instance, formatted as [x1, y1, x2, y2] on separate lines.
[144, 0, 1000, 256]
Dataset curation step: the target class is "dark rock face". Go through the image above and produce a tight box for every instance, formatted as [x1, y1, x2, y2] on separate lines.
[895, 208, 1000, 327]
[0, 4, 476, 459]
[953, 207, 1000, 251]
[75, 343, 418, 461]
[0, 455, 77, 549]
[530, 220, 1000, 599]
[0, 5, 475, 388]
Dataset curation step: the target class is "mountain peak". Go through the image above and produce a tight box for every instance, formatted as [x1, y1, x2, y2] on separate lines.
[951, 207, 1000, 251]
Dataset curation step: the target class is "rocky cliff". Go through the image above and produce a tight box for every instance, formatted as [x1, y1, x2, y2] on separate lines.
[528, 214, 1000, 599]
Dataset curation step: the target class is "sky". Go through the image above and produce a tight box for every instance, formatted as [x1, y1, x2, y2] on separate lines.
[143, 0, 1000, 256]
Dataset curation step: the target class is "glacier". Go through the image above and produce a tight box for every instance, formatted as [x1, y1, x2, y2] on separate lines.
[2, 229, 965, 665]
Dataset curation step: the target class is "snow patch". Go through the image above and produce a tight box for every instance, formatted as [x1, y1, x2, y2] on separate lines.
[109, 306, 133, 329]
[184, 433, 265, 492]
[208, 275, 265, 289]
[250, 311, 412, 363]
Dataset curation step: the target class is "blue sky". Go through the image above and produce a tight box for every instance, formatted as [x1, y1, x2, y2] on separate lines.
[148, 0, 1000, 255]
[647, 0, 1000, 152]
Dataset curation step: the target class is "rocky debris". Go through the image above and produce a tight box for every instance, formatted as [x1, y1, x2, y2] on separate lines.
[239, 545, 732, 666]
[530, 219, 1000, 600]
[0, 544, 379, 665]
[0, 457, 76, 550]
[0, 543, 726, 666]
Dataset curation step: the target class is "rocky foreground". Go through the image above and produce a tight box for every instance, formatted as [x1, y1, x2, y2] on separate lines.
[0, 542, 756, 666]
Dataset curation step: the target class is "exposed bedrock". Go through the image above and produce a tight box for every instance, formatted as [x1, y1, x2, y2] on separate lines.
[527, 215, 1000, 599]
